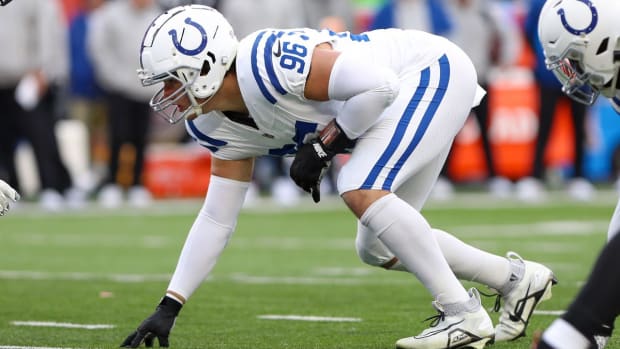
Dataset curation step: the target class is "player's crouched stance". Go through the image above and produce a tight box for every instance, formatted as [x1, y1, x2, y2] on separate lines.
[122, 4, 557, 349]
[0, 180, 20, 216]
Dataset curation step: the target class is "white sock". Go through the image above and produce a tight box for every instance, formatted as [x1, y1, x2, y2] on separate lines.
[360, 193, 469, 303]
[433, 228, 511, 290]
[542, 319, 592, 349]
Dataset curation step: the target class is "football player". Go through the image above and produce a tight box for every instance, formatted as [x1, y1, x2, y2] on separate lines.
[0, 179, 19, 216]
[535, 0, 620, 348]
[121, 5, 556, 348]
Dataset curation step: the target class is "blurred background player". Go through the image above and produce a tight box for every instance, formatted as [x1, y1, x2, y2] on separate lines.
[66, 0, 108, 196]
[518, 0, 595, 203]
[444, 0, 517, 198]
[0, 0, 85, 211]
[87, 0, 161, 208]
[535, 0, 620, 347]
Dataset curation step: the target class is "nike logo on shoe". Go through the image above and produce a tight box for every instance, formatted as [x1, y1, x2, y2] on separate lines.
[416, 320, 465, 338]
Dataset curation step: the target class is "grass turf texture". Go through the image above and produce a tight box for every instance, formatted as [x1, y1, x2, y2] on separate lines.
[0, 192, 617, 348]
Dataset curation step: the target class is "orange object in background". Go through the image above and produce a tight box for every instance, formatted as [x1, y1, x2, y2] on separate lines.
[448, 69, 576, 182]
[144, 146, 211, 198]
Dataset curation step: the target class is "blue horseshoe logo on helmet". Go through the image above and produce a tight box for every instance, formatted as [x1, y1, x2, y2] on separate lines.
[557, 0, 598, 35]
[168, 17, 208, 56]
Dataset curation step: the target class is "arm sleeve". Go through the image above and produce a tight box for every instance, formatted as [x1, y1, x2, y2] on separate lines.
[328, 50, 400, 139]
[167, 175, 250, 300]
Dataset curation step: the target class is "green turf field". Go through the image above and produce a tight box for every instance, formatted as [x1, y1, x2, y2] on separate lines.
[0, 191, 617, 349]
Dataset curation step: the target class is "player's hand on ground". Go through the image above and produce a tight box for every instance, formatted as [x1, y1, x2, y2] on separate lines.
[0, 180, 20, 216]
[290, 139, 331, 203]
[121, 296, 183, 348]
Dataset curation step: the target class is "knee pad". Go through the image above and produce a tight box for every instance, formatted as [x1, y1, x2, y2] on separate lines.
[355, 224, 395, 267]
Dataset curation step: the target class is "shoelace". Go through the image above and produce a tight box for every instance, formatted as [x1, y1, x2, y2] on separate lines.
[422, 310, 446, 327]
[478, 289, 502, 312]
[480, 286, 533, 322]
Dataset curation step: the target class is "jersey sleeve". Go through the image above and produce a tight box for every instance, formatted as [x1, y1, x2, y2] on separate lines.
[260, 29, 334, 98]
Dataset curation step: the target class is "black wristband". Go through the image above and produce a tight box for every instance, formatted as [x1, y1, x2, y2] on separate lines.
[319, 120, 356, 154]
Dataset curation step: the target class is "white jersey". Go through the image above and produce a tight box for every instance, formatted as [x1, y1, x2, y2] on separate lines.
[185, 28, 461, 161]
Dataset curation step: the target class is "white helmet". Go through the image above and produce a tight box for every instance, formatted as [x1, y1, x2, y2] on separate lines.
[138, 5, 238, 123]
[538, 0, 620, 105]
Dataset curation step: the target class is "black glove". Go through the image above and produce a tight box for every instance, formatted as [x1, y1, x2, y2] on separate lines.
[290, 139, 332, 202]
[0, 0, 13, 6]
[290, 120, 355, 203]
[121, 296, 183, 348]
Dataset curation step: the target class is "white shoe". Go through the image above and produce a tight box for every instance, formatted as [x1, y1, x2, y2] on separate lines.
[495, 252, 557, 342]
[396, 288, 494, 349]
[515, 177, 546, 202]
[567, 178, 595, 202]
[488, 177, 512, 199]
[128, 186, 153, 208]
[39, 189, 65, 212]
[98, 184, 123, 208]
[64, 186, 88, 209]
[271, 177, 300, 206]
[430, 177, 454, 201]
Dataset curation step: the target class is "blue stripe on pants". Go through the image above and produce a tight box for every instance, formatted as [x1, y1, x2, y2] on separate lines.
[361, 54, 450, 190]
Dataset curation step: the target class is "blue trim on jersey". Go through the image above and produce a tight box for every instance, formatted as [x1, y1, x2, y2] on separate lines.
[361, 54, 450, 190]
[251, 31, 277, 104]
[187, 119, 227, 153]
[264, 32, 287, 96]
[382, 55, 450, 190]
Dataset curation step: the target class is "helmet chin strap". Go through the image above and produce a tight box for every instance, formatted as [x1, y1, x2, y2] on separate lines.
[187, 91, 214, 120]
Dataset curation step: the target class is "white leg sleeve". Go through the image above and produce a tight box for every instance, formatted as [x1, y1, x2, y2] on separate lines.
[433, 228, 510, 289]
[355, 225, 510, 289]
[360, 193, 469, 303]
[167, 175, 249, 301]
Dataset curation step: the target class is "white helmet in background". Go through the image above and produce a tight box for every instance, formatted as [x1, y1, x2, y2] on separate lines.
[138, 5, 238, 123]
[538, 0, 620, 105]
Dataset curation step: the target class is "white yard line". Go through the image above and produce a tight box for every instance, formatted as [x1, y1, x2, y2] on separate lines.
[0, 270, 170, 283]
[229, 273, 412, 285]
[258, 314, 361, 322]
[0, 346, 97, 349]
[11, 321, 114, 330]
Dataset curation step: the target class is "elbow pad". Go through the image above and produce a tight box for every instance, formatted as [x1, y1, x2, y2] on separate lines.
[328, 51, 400, 139]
